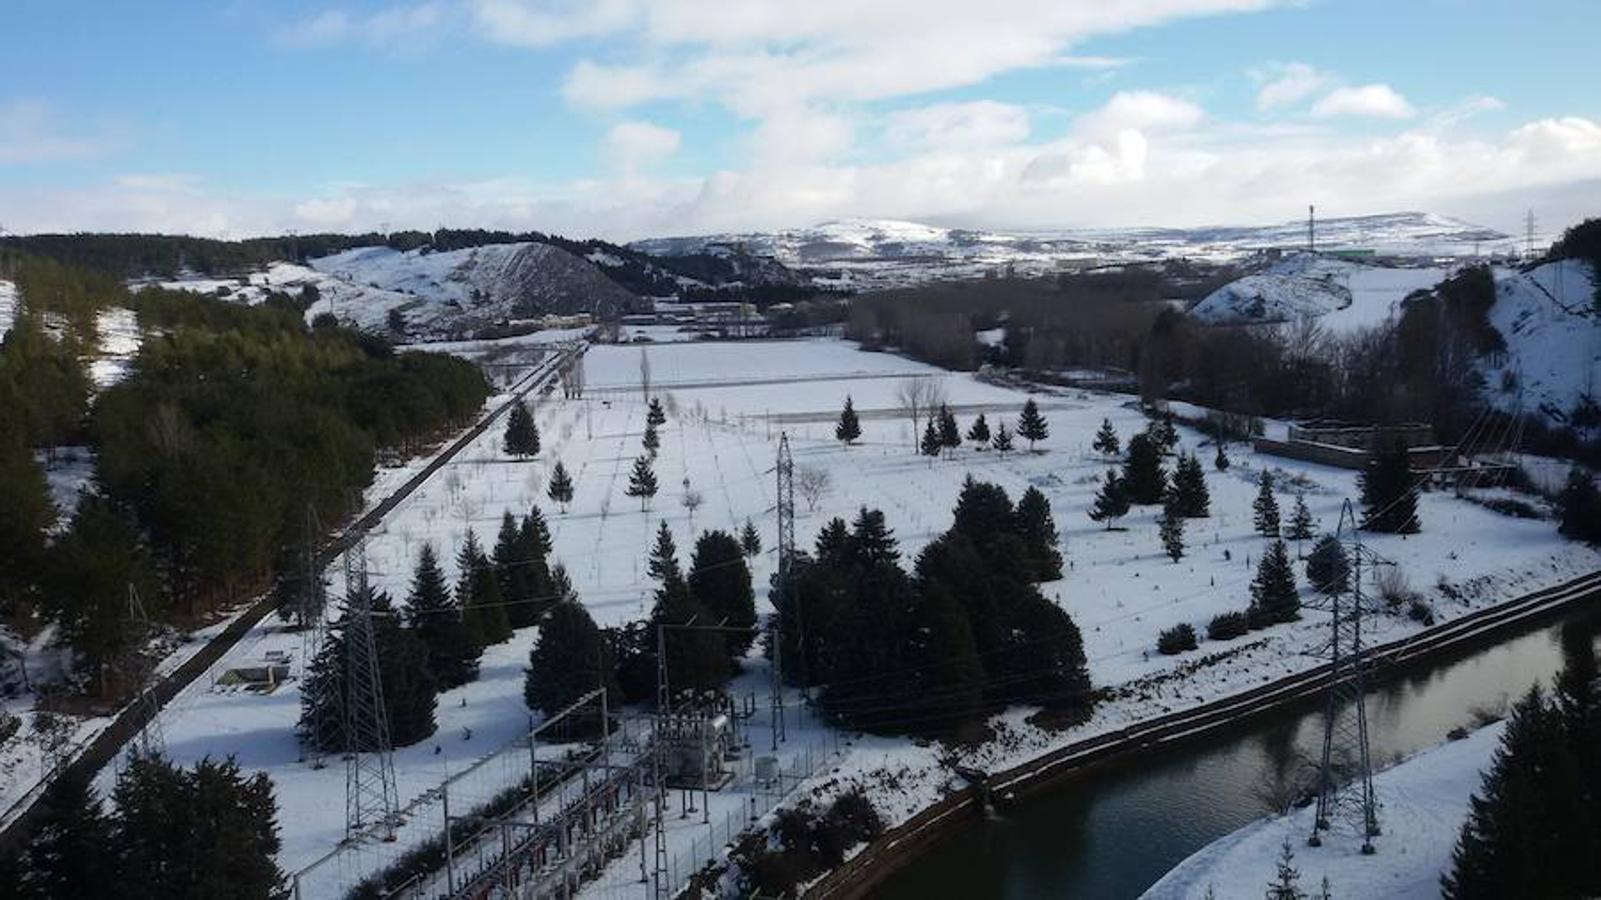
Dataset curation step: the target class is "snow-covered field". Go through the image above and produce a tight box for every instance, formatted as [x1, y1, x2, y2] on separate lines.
[1143, 723, 1504, 899]
[93, 337, 1601, 898]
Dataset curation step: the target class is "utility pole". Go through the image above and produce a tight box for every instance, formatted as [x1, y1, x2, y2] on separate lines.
[1308, 204, 1316, 254]
[1307, 500, 1381, 853]
[127, 584, 165, 760]
[343, 537, 397, 839]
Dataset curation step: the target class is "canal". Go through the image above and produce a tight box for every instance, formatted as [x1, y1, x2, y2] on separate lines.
[873, 605, 1601, 899]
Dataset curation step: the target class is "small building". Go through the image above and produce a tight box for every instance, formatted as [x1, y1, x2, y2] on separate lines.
[215, 661, 291, 692]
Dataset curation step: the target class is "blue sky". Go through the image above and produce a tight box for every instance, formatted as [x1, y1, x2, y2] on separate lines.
[2, 0, 1597, 239]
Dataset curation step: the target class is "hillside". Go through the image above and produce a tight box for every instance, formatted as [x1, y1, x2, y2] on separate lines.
[0, 280, 15, 343]
[633, 212, 1506, 290]
[1188, 253, 1452, 330]
[1480, 258, 1601, 435]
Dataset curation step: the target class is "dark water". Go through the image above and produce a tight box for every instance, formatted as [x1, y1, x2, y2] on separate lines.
[874, 608, 1601, 900]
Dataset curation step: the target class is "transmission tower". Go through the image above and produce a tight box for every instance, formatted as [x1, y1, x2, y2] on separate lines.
[772, 432, 795, 749]
[1307, 500, 1383, 853]
[126, 584, 165, 760]
[342, 538, 397, 839]
[298, 504, 327, 672]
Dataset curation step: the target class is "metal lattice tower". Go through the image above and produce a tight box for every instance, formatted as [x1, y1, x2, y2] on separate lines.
[126, 584, 165, 760]
[298, 505, 327, 673]
[342, 538, 397, 839]
[772, 432, 795, 747]
[1307, 500, 1383, 853]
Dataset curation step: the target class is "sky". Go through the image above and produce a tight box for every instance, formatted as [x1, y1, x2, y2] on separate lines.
[1, 0, 1598, 241]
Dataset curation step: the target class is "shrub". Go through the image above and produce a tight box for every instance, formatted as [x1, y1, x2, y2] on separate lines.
[1157, 623, 1198, 655]
[1407, 599, 1435, 626]
[1207, 611, 1250, 641]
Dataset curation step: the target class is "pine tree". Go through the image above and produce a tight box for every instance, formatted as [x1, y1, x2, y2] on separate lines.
[1249, 540, 1299, 627]
[1286, 493, 1315, 555]
[1170, 452, 1211, 517]
[1088, 471, 1130, 529]
[1121, 433, 1168, 505]
[937, 404, 961, 451]
[851, 507, 901, 565]
[625, 454, 658, 510]
[503, 400, 539, 458]
[493, 511, 534, 628]
[1215, 440, 1231, 471]
[526, 574, 616, 731]
[1159, 494, 1185, 562]
[1253, 470, 1281, 538]
[642, 421, 660, 456]
[1016, 399, 1049, 451]
[1014, 486, 1064, 581]
[966, 413, 991, 448]
[835, 396, 861, 445]
[457, 530, 510, 647]
[1265, 841, 1307, 900]
[1092, 418, 1120, 457]
[15, 772, 112, 900]
[992, 421, 1014, 453]
[648, 522, 680, 583]
[1557, 467, 1601, 544]
[651, 573, 729, 698]
[646, 396, 666, 428]
[920, 420, 942, 457]
[46, 494, 160, 698]
[689, 530, 757, 664]
[369, 590, 438, 746]
[1360, 444, 1420, 534]
[406, 544, 478, 689]
[0, 427, 53, 621]
[740, 518, 762, 557]
[1149, 415, 1178, 454]
[1305, 535, 1350, 596]
[547, 460, 575, 512]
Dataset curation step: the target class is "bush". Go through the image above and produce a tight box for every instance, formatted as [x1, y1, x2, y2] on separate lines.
[1207, 611, 1250, 641]
[1408, 599, 1435, 626]
[1157, 623, 1198, 655]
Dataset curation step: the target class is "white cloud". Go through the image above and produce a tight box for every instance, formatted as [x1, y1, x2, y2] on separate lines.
[0, 101, 104, 165]
[884, 102, 1031, 151]
[604, 120, 682, 170]
[469, 0, 641, 47]
[278, 3, 449, 50]
[1075, 90, 1203, 137]
[1253, 62, 1327, 110]
[748, 107, 856, 167]
[1312, 84, 1416, 120]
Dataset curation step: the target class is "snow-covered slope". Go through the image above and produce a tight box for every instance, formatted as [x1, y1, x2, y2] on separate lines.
[0, 280, 16, 343]
[1189, 254, 1452, 330]
[1480, 259, 1601, 432]
[633, 213, 1505, 291]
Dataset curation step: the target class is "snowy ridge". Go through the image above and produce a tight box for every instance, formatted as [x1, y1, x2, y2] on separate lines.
[1481, 259, 1601, 433]
[1188, 253, 1455, 330]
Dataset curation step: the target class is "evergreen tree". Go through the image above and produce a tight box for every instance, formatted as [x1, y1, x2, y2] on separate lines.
[625, 454, 658, 510]
[966, 413, 991, 448]
[1121, 433, 1168, 505]
[648, 521, 680, 583]
[1360, 444, 1420, 534]
[850, 507, 901, 565]
[1149, 415, 1179, 454]
[1014, 486, 1064, 581]
[1286, 493, 1316, 555]
[1443, 686, 1593, 899]
[1556, 467, 1601, 544]
[1215, 440, 1231, 471]
[937, 404, 961, 451]
[493, 512, 535, 628]
[47, 494, 161, 698]
[1088, 471, 1131, 529]
[646, 396, 666, 428]
[642, 422, 660, 456]
[503, 400, 539, 458]
[1159, 494, 1185, 562]
[906, 577, 987, 738]
[835, 396, 861, 445]
[406, 544, 478, 689]
[920, 420, 942, 457]
[1305, 535, 1350, 597]
[740, 518, 762, 557]
[814, 517, 852, 564]
[1093, 418, 1120, 457]
[368, 590, 438, 746]
[1249, 540, 1299, 627]
[992, 421, 1014, 453]
[547, 460, 575, 512]
[651, 573, 728, 698]
[1265, 841, 1307, 900]
[689, 530, 758, 664]
[1170, 453, 1211, 518]
[1253, 470, 1282, 538]
[456, 530, 510, 647]
[1016, 399, 1049, 451]
[525, 571, 617, 732]
[518, 508, 557, 623]
[15, 772, 112, 900]
[0, 426, 53, 620]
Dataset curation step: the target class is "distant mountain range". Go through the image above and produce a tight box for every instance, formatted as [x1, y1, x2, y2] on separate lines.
[632, 212, 1512, 290]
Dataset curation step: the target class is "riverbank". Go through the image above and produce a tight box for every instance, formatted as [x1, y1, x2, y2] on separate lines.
[1142, 723, 1505, 899]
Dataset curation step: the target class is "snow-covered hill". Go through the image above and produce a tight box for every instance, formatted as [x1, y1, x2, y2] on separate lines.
[1189, 253, 1452, 331]
[1480, 259, 1601, 433]
[633, 212, 1506, 290]
[0, 280, 16, 343]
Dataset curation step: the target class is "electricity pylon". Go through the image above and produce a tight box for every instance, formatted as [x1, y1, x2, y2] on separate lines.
[342, 538, 397, 839]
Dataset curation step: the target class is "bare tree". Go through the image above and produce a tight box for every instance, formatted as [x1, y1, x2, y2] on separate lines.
[895, 377, 947, 453]
[681, 489, 703, 520]
[796, 466, 831, 512]
[638, 346, 652, 399]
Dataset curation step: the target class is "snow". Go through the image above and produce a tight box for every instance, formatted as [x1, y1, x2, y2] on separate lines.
[0, 280, 16, 343]
[1478, 259, 1601, 434]
[1190, 254, 1452, 331]
[63, 336, 1601, 898]
[1143, 723, 1505, 899]
[88, 306, 140, 388]
[143, 261, 416, 333]
[34, 446, 95, 530]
